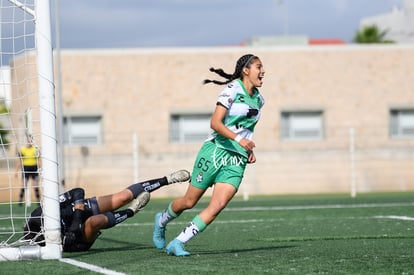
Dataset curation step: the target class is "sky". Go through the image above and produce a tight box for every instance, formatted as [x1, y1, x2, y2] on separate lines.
[52, 0, 403, 49]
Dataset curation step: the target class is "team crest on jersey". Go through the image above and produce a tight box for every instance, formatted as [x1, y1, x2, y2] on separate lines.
[196, 172, 203, 182]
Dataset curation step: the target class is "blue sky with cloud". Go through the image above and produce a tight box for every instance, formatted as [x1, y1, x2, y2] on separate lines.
[54, 0, 402, 48]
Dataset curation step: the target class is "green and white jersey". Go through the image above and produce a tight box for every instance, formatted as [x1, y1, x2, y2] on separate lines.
[206, 79, 265, 157]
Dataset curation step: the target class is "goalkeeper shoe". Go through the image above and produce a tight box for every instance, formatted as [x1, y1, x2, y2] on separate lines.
[166, 239, 190, 257]
[166, 170, 190, 184]
[153, 212, 166, 249]
[128, 191, 150, 214]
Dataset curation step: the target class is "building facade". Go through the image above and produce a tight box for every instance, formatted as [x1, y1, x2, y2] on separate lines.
[4, 45, 414, 200]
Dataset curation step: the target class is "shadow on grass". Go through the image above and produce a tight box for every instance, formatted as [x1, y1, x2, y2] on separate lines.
[193, 244, 296, 255]
[63, 236, 295, 258]
[62, 236, 153, 257]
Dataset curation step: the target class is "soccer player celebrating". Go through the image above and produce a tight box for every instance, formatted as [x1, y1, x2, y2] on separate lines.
[153, 54, 266, 256]
[23, 169, 190, 252]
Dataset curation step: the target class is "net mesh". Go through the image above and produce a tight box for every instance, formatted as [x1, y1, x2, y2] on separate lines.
[0, 0, 43, 250]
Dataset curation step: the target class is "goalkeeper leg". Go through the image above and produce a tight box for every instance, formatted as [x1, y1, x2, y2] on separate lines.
[96, 170, 190, 213]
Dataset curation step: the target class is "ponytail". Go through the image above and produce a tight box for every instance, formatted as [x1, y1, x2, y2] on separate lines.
[203, 54, 258, 85]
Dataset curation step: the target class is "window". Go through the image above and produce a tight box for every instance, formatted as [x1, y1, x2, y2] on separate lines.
[281, 110, 324, 140]
[63, 115, 102, 145]
[170, 113, 211, 143]
[390, 109, 414, 138]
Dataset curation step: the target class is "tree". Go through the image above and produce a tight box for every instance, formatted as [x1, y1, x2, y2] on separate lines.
[353, 25, 394, 44]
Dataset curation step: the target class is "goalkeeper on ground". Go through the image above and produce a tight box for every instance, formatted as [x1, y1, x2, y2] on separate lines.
[23, 169, 190, 252]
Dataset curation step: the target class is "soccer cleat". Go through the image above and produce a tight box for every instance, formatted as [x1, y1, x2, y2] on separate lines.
[166, 170, 190, 185]
[166, 239, 190, 257]
[128, 191, 150, 214]
[153, 212, 166, 249]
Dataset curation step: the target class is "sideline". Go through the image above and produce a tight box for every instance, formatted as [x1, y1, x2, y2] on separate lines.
[220, 202, 414, 211]
[374, 215, 414, 221]
[120, 201, 414, 227]
[60, 258, 126, 275]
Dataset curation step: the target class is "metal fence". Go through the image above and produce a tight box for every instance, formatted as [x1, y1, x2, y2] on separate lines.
[56, 126, 414, 199]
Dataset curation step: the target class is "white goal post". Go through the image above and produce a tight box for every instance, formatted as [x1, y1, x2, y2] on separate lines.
[0, 0, 61, 260]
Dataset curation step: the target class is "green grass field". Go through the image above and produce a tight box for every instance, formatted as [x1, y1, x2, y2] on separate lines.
[2, 192, 414, 274]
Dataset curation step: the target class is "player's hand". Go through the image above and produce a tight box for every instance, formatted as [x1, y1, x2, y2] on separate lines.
[62, 232, 77, 247]
[247, 150, 256, 164]
[238, 138, 256, 151]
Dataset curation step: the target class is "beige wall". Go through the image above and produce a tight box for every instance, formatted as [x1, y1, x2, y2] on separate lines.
[3, 45, 414, 200]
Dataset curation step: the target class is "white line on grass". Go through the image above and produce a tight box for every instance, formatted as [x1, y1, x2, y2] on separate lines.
[135, 202, 414, 215]
[124, 215, 414, 228]
[124, 219, 276, 227]
[374, 215, 414, 221]
[60, 258, 126, 275]
[120, 201, 414, 227]
[221, 202, 414, 212]
[2, 202, 412, 231]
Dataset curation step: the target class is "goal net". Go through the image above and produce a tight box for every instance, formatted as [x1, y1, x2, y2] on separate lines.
[0, 0, 61, 260]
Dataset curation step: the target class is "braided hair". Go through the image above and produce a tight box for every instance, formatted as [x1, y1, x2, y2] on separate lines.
[203, 54, 258, 85]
